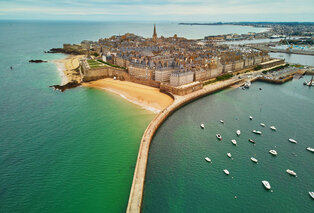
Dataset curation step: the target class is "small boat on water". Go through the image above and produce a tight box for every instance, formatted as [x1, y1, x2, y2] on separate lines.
[244, 81, 251, 88]
[227, 153, 232, 158]
[223, 169, 230, 175]
[286, 169, 297, 176]
[288, 138, 297, 144]
[306, 147, 314, 153]
[251, 157, 258, 163]
[262, 180, 271, 190]
[200, 124, 205, 129]
[269, 150, 277, 156]
[216, 134, 222, 140]
[205, 157, 212, 163]
[236, 130, 241, 136]
[248, 139, 255, 144]
[231, 139, 237, 145]
[249, 115, 253, 120]
[252, 130, 262, 135]
[309, 192, 314, 199]
[220, 120, 224, 124]
[260, 123, 266, 127]
[270, 126, 277, 131]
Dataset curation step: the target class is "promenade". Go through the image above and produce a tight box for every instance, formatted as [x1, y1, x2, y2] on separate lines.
[126, 78, 242, 213]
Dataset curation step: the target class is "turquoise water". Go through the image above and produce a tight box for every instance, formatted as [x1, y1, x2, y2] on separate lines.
[0, 21, 155, 212]
[143, 78, 314, 212]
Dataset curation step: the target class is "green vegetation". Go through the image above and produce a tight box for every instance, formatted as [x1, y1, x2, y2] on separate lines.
[262, 64, 290, 74]
[203, 79, 217, 86]
[216, 73, 233, 81]
[97, 60, 126, 70]
[87, 59, 103, 68]
[93, 52, 99, 57]
[254, 65, 262, 71]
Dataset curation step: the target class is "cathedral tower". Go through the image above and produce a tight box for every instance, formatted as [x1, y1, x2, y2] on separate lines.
[153, 24, 157, 41]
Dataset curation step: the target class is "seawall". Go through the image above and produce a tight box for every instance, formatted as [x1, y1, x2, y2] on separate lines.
[126, 78, 242, 213]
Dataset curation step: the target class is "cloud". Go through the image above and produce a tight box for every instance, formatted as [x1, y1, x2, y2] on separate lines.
[0, 0, 313, 21]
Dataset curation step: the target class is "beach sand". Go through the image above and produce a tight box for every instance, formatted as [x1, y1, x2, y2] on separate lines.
[83, 79, 174, 113]
[53, 55, 84, 84]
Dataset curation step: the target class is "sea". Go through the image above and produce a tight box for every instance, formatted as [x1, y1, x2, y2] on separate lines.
[142, 77, 314, 212]
[0, 20, 312, 212]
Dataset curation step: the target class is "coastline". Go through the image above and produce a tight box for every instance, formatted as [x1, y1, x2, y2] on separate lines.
[52, 55, 84, 84]
[83, 79, 174, 114]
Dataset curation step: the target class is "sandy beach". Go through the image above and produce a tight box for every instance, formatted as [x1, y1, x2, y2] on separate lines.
[53, 55, 84, 84]
[83, 79, 174, 113]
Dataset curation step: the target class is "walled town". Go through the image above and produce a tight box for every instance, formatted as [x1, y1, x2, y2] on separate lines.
[59, 25, 286, 95]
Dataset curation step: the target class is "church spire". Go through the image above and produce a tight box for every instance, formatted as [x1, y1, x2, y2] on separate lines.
[153, 24, 157, 41]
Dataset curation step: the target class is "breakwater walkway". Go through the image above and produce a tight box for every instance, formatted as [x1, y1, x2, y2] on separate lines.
[126, 78, 242, 213]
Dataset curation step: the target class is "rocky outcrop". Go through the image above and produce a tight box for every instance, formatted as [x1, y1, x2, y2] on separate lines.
[49, 81, 81, 92]
[45, 48, 85, 55]
[29, 59, 47, 63]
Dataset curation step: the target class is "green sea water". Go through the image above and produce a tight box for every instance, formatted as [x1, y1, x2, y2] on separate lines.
[143, 78, 314, 212]
[0, 21, 154, 212]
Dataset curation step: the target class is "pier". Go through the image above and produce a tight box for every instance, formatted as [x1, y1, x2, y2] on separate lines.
[248, 44, 314, 56]
[126, 78, 242, 213]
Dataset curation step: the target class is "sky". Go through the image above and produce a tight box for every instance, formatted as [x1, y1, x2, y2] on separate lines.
[0, 0, 313, 22]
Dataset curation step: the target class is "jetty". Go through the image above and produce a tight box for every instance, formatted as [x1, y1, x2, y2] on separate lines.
[126, 78, 241, 213]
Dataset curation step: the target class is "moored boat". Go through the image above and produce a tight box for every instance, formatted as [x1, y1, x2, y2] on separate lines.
[216, 134, 222, 140]
[309, 192, 314, 199]
[231, 139, 237, 145]
[253, 130, 262, 135]
[251, 157, 258, 163]
[223, 169, 230, 175]
[269, 150, 277, 156]
[249, 115, 253, 120]
[306, 147, 314, 153]
[286, 169, 297, 176]
[270, 126, 277, 131]
[260, 123, 266, 127]
[220, 120, 224, 124]
[205, 157, 212, 163]
[288, 138, 297, 144]
[262, 180, 271, 190]
[200, 123, 205, 129]
[227, 153, 232, 158]
[248, 139, 255, 144]
[236, 130, 241, 136]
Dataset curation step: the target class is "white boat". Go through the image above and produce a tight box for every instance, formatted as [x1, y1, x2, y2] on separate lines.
[220, 120, 224, 124]
[260, 123, 266, 127]
[249, 115, 253, 120]
[270, 126, 277, 131]
[253, 130, 262, 135]
[269, 150, 277, 156]
[231, 139, 237, 145]
[262, 180, 271, 190]
[306, 147, 314, 153]
[236, 130, 241, 136]
[251, 157, 258, 163]
[227, 153, 232, 158]
[248, 139, 255, 144]
[205, 157, 212, 163]
[216, 134, 222, 140]
[286, 169, 297, 176]
[309, 192, 314, 199]
[200, 124, 205, 129]
[288, 138, 297, 144]
[223, 169, 230, 175]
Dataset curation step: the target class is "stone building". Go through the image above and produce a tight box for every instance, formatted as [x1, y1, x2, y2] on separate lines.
[170, 71, 194, 86]
[128, 65, 154, 80]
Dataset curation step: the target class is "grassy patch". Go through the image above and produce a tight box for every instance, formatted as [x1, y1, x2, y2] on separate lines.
[87, 59, 103, 68]
[97, 60, 126, 70]
[216, 73, 233, 81]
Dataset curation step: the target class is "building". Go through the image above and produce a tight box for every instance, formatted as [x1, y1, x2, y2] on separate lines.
[152, 24, 157, 42]
[170, 71, 194, 86]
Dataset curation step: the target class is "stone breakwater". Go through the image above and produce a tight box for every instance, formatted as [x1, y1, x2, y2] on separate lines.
[126, 78, 242, 213]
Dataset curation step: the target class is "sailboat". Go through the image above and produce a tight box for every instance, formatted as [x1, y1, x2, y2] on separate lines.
[304, 76, 314, 86]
